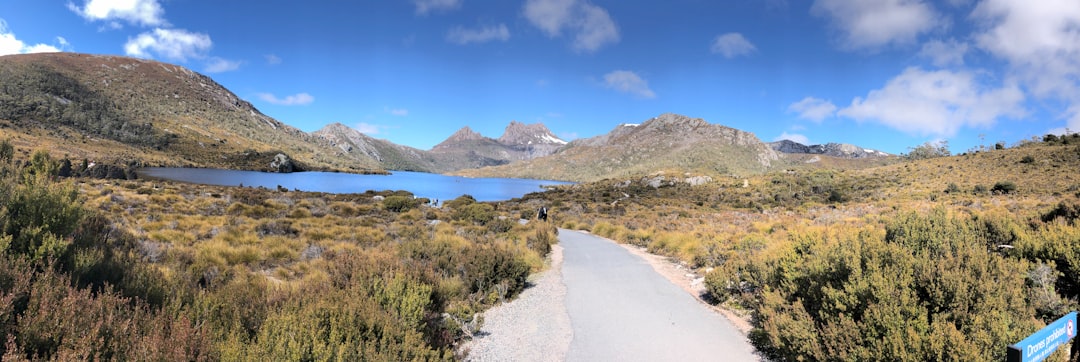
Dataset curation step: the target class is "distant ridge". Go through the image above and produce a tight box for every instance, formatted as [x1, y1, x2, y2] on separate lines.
[315, 121, 566, 173]
[457, 113, 780, 182]
[768, 139, 891, 158]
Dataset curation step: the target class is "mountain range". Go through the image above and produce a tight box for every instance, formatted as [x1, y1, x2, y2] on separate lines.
[0, 52, 890, 182]
[313, 120, 567, 173]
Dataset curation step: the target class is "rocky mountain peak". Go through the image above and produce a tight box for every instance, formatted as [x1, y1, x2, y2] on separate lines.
[450, 126, 484, 140]
[768, 140, 890, 158]
[497, 121, 566, 146]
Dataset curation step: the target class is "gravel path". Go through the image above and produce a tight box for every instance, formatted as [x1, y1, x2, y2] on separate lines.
[464, 230, 758, 361]
[464, 243, 573, 362]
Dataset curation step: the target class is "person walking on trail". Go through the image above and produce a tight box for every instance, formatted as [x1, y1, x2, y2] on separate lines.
[537, 206, 548, 221]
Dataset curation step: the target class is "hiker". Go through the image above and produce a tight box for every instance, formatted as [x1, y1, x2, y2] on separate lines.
[537, 206, 548, 221]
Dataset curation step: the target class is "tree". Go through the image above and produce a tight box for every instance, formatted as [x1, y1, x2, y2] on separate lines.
[905, 141, 950, 160]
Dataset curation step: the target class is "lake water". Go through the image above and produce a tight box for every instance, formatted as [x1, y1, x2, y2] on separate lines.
[137, 168, 573, 202]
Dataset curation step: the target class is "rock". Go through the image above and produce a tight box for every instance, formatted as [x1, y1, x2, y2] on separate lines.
[269, 153, 296, 173]
[685, 175, 713, 186]
[644, 175, 666, 188]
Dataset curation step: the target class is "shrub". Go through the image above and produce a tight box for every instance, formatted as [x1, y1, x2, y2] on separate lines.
[0, 177, 84, 262]
[383, 195, 420, 212]
[1041, 200, 1080, 224]
[0, 139, 12, 162]
[1020, 155, 1035, 164]
[452, 203, 495, 226]
[827, 189, 847, 203]
[944, 183, 961, 194]
[973, 184, 988, 195]
[442, 194, 477, 210]
[992, 181, 1017, 194]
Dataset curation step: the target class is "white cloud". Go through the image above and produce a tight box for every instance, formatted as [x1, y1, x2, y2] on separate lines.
[711, 33, 757, 58]
[264, 54, 281, 65]
[787, 97, 837, 122]
[257, 92, 314, 106]
[973, 0, 1080, 100]
[446, 24, 510, 45]
[21, 43, 61, 54]
[524, 0, 575, 36]
[774, 132, 810, 145]
[837, 67, 1026, 136]
[204, 57, 242, 73]
[572, 3, 618, 52]
[386, 107, 409, 116]
[124, 28, 211, 61]
[354, 122, 388, 135]
[524, 0, 619, 52]
[602, 70, 656, 99]
[413, 0, 462, 15]
[919, 38, 968, 67]
[68, 0, 166, 27]
[811, 0, 942, 49]
[0, 20, 66, 55]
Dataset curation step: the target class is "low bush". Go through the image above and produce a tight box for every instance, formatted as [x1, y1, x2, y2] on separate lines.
[992, 181, 1017, 194]
[383, 195, 421, 212]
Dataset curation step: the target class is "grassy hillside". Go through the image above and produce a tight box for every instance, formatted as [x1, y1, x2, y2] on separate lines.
[497, 137, 1080, 361]
[0, 52, 381, 173]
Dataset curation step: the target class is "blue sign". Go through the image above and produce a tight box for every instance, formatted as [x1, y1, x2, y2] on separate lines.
[1007, 311, 1077, 362]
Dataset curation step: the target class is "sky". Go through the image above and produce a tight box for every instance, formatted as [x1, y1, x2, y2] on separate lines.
[1, 0, 1079, 155]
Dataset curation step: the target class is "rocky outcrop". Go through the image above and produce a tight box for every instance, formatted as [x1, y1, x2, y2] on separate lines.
[429, 122, 567, 169]
[313, 123, 438, 172]
[498, 121, 567, 146]
[768, 140, 890, 159]
[270, 153, 296, 173]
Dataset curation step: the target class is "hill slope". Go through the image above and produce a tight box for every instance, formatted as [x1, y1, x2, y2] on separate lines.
[457, 113, 779, 182]
[313, 123, 440, 172]
[0, 52, 381, 173]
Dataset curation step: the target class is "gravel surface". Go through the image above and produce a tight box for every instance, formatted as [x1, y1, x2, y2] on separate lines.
[463, 243, 573, 362]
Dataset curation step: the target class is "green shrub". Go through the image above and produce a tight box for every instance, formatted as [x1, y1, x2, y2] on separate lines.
[453, 203, 495, 226]
[992, 181, 1017, 194]
[383, 195, 420, 212]
[0, 139, 13, 163]
[739, 211, 1041, 361]
[443, 194, 477, 210]
[944, 183, 961, 194]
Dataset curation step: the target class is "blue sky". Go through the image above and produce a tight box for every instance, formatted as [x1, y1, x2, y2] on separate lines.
[2, 0, 1079, 154]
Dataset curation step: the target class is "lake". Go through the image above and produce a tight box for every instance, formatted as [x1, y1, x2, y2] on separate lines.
[137, 168, 573, 202]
